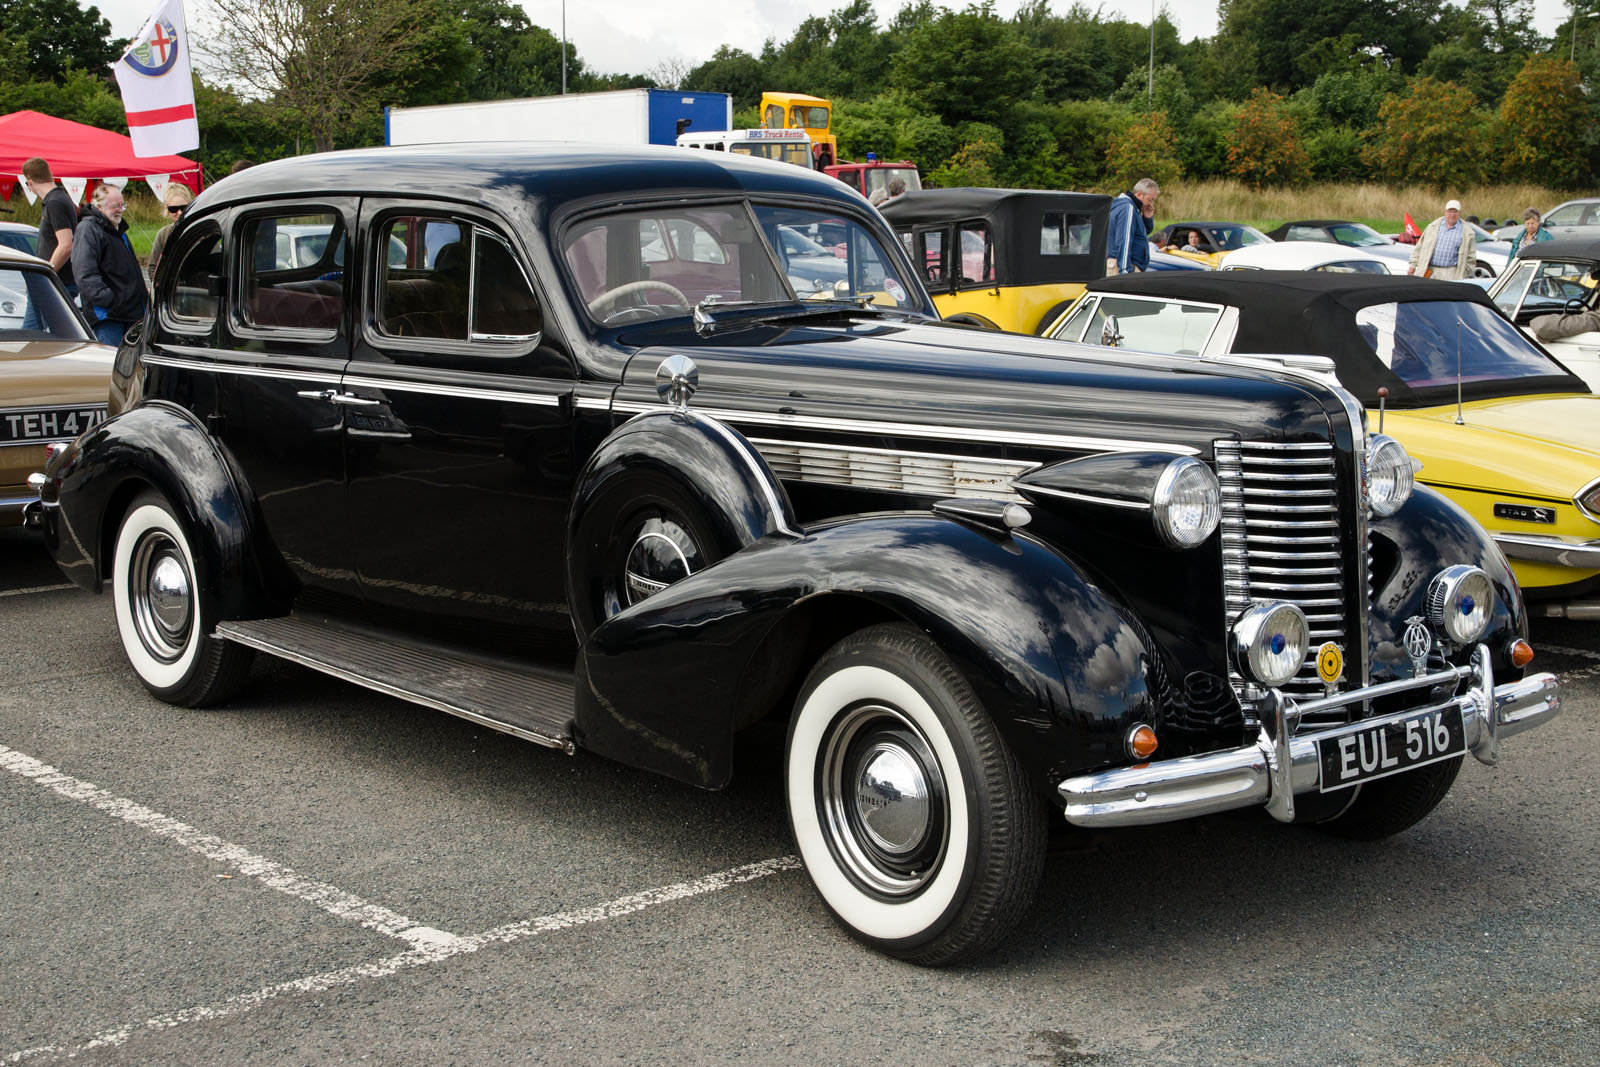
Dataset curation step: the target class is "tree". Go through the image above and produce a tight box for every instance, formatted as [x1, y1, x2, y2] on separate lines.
[1104, 110, 1182, 192]
[684, 47, 766, 111]
[457, 0, 580, 101]
[889, 2, 1033, 126]
[0, 0, 123, 82]
[927, 138, 1002, 187]
[197, 0, 438, 152]
[1226, 88, 1311, 187]
[1365, 76, 1490, 187]
[1496, 56, 1589, 187]
[1215, 0, 1451, 91]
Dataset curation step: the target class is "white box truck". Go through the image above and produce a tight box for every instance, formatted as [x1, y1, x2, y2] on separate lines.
[385, 89, 734, 148]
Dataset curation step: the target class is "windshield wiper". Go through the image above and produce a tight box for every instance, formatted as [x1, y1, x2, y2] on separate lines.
[693, 295, 898, 337]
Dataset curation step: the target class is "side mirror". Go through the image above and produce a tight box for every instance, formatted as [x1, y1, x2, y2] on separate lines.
[1100, 315, 1123, 347]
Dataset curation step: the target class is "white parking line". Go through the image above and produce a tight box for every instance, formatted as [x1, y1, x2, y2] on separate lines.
[3, 855, 801, 1064]
[0, 583, 73, 597]
[0, 744, 460, 948]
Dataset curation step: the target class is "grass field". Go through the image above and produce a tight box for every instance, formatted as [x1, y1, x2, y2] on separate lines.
[1161, 180, 1569, 234]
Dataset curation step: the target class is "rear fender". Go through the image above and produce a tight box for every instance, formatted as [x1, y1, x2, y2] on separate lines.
[575, 513, 1162, 791]
[41, 402, 284, 620]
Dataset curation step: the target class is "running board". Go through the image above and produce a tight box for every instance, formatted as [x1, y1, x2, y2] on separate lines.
[214, 615, 576, 752]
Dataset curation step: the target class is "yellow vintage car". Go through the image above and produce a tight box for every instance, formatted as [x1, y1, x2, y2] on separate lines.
[1045, 270, 1600, 619]
[1, 245, 114, 527]
[880, 189, 1110, 334]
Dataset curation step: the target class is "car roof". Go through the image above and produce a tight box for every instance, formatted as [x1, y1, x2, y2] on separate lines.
[1515, 236, 1600, 261]
[0, 243, 49, 267]
[192, 142, 868, 222]
[1220, 244, 1392, 270]
[0, 220, 36, 233]
[1086, 270, 1586, 407]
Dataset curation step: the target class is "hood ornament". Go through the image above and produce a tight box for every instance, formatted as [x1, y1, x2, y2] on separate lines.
[1402, 615, 1432, 677]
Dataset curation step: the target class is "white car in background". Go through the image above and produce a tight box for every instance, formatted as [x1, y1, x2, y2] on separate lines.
[1494, 199, 1600, 241]
[1219, 243, 1396, 274]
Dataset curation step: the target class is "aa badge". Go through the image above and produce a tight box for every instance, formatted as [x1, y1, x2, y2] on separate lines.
[1316, 641, 1344, 693]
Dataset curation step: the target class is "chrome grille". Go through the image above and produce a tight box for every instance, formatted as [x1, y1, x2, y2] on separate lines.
[753, 439, 1035, 500]
[1217, 440, 1348, 704]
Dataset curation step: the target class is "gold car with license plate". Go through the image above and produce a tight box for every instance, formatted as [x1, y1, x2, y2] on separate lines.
[1, 245, 113, 526]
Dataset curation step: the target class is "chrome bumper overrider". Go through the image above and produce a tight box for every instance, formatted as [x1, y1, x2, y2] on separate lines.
[1059, 646, 1559, 828]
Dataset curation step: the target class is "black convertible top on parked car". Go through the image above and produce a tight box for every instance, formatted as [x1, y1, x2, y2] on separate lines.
[28, 144, 1560, 966]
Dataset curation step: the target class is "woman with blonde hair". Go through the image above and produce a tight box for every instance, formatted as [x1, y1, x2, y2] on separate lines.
[147, 183, 195, 276]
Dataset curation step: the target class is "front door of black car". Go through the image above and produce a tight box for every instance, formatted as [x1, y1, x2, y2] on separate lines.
[343, 202, 580, 659]
[213, 200, 362, 607]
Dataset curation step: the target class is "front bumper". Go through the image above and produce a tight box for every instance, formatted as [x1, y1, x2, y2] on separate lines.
[1059, 646, 1559, 828]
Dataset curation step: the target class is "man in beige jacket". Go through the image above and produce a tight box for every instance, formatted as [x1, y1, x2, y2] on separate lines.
[1407, 199, 1477, 280]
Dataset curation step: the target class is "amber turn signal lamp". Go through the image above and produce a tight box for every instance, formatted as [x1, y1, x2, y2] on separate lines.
[1127, 724, 1159, 760]
[1510, 639, 1535, 669]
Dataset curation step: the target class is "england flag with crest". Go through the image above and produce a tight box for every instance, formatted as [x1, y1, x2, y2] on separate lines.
[113, 0, 199, 157]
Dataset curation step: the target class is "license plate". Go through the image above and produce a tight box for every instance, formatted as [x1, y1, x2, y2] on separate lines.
[0, 406, 106, 445]
[1317, 705, 1466, 792]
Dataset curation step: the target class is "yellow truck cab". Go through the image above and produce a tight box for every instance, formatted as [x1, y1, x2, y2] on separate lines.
[760, 92, 837, 168]
[881, 189, 1111, 334]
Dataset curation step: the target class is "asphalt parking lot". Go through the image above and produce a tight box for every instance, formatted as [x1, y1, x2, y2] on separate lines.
[3, 524, 1597, 1066]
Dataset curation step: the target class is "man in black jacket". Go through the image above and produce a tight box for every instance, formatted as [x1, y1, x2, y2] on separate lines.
[71, 184, 148, 345]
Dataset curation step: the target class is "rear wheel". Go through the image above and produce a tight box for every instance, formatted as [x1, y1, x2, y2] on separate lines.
[785, 623, 1046, 965]
[112, 491, 252, 707]
[1314, 757, 1463, 840]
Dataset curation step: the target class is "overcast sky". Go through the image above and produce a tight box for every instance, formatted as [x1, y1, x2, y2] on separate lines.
[88, 0, 1581, 79]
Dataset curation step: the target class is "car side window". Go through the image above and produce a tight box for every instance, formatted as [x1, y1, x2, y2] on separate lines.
[957, 221, 994, 285]
[1055, 296, 1098, 341]
[375, 216, 541, 344]
[1040, 212, 1093, 255]
[916, 229, 946, 285]
[165, 231, 222, 327]
[1288, 225, 1332, 242]
[240, 211, 345, 333]
[1545, 204, 1583, 226]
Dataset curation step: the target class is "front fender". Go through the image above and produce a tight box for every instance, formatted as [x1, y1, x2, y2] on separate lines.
[575, 513, 1161, 791]
[1369, 484, 1526, 678]
[40, 402, 282, 620]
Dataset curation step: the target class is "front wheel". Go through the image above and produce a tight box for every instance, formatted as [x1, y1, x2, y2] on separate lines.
[111, 491, 253, 707]
[785, 623, 1046, 965]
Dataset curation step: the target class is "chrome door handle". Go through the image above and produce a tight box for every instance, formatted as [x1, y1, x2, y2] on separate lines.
[295, 389, 380, 406]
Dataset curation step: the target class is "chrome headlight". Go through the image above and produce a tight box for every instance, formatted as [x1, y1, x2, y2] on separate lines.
[1152, 457, 1220, 548]
[1427, 565, 1494, 646]
[1232, 602, 1310, 688]
[1366, 434, 1414, 517]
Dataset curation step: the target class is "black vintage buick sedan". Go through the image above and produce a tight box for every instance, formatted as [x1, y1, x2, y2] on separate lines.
[28, 145, 1559, 964]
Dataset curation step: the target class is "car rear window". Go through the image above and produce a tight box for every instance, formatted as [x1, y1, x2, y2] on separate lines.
[1355, 300, 1570, 387]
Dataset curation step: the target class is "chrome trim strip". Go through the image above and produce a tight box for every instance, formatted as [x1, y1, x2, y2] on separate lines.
[0, 439, 80, 450]
[213, 623, 571, 751]
[341, 374, 564, 407]
[612, 399, 1200, 456]
[1493, 533, 1600, 568]
[142, 353, 343, 386]
[696, 414, 801, 539]
[1010, 483, 1150, 510]
[1576, 473, 1600, 525]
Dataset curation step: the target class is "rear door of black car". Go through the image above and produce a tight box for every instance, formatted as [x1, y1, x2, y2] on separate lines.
[343, 200, 580, 659]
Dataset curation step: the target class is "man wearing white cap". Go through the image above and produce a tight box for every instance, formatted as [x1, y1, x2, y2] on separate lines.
[1407, 199, 1476, 280]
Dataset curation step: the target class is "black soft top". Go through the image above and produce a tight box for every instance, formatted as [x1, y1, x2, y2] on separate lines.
[1514, 236, 1600, 262]
[880, 188, 1111, 286]
[1089, 270, 1587, 406]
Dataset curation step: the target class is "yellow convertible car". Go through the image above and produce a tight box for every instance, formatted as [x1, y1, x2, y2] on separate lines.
[1, 245, 113, 527]
[1045, 271, 1600, 619]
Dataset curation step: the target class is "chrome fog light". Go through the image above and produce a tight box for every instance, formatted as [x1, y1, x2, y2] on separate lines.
[1232, 602, 1310, 688]
[1366, 434, 1414, 517]
[1152, 457, 1220, 548]
[1427, 565, 1494, 646]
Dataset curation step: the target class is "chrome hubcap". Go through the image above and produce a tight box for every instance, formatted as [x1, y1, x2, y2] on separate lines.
[130, 532, 193, 662]
[619, 515, 701, 610]
[819, 703, 947, 898]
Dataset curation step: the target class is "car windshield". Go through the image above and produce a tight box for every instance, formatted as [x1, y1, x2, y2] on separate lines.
[1496, 259, 1597, 317]
[0, 265, 91, 340]
[1204, 225, 1271, 251]
[561, 202, 927, 327]
[1326, 223, 1390, 247]
[1316, 259, 1390, 275]
[1355, 300, 1571, 388]
[863, 168, 921, 198]
[1053, 295, 1223, 356]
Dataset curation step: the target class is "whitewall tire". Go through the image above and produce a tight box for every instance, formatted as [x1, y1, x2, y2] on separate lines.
[785, 623, 1046, 965]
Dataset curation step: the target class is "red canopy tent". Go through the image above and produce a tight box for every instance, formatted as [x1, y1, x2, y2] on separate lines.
[0, 109, 201, 204]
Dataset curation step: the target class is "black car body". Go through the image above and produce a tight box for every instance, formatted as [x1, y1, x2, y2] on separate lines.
[29, 146, 1560, 964]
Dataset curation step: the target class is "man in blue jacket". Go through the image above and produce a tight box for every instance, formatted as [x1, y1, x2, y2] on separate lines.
[1106, 178, 1159, 275]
